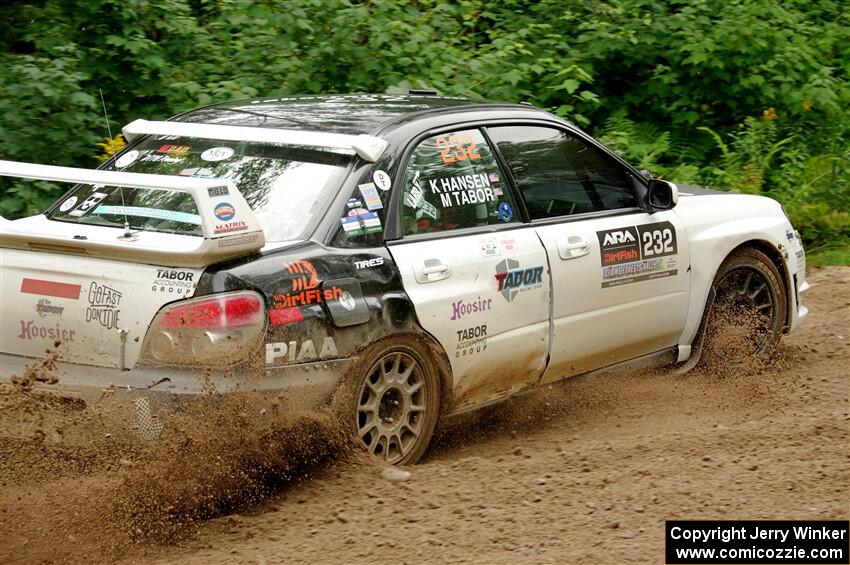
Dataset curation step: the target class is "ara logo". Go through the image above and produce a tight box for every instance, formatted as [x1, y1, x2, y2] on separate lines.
[493, 259, 544, 302]
[265, 337, 338, 364]
[598, 226, 641, 266]
[602, 230, 636, 246]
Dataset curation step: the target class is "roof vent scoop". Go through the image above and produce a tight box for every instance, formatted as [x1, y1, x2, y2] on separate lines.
[408, 89, 438, 96]
[351, 135, 389, 163]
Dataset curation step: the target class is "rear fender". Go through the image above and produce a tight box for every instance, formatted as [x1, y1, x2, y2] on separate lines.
[198, 242, 454, 412]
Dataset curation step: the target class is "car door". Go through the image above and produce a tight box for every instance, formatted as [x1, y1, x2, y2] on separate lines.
[387, 127, 550, 410]
[487, 125, 690, 382]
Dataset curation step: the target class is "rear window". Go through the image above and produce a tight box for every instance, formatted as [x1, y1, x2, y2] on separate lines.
[48, 137, 350, 241]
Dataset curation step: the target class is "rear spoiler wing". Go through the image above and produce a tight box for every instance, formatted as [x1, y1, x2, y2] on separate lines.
[0, 160, 265, 268]
[122, 119, 389, 162]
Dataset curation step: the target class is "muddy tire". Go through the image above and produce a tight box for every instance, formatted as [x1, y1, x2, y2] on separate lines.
[703, 248, 788, 363]
[335, 335, 441, 465]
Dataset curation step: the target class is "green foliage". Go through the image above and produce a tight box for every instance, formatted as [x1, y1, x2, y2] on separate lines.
[0, 0, 847, 248]
[806, 245, 850, 267]
[600, 110, 850, 249]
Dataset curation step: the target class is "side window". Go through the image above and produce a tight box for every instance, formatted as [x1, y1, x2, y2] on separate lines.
[487, 126, 637, 219]
[401, 129, 518, 236]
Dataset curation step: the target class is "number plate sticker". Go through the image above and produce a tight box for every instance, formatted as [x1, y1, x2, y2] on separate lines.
[597, 221, 678, 288]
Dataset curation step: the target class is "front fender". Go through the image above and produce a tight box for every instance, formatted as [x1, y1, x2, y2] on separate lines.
[673, 193, 803, 359]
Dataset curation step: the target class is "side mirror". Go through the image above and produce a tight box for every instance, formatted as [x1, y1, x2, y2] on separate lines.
[646, 179, 678, 211]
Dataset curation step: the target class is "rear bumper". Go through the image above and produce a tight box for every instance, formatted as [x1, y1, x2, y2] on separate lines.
[0, 353, 352, 437]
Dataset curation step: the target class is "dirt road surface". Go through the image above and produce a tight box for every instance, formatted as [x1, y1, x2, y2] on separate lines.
[1, 267, 848, 564]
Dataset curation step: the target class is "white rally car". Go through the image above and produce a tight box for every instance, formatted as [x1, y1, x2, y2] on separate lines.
[0, 93, 808, 463]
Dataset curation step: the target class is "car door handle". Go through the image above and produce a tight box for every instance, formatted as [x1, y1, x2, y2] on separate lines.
[557, 236, 590, 260]
[421, 264, 448, 275]
[414, 259, 451, 283]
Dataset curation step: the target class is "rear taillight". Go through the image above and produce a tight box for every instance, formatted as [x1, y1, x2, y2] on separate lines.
[139, 291, 265, 366]
[159, 295, 261, 329]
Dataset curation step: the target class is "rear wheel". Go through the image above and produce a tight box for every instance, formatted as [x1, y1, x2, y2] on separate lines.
[337, 336, 441, 465]
[703, 248, 788, 363]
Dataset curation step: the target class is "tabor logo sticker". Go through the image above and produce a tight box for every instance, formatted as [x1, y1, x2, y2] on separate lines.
[201, 147, 234, 162]
[59, 196, 78, 212]
[115, 150, 139, 168]
[214, 202, 236, 221]
[35, 299, 64, 318]
[373, 170, 392, 191]
[494, 258, 544, 302]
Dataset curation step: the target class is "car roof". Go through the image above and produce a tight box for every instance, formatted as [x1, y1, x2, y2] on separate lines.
[174, 93, 548, 135]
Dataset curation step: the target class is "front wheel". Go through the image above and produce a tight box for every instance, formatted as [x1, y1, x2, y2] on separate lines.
[336, 336, 441, 465]
[703, 248, 788, 363]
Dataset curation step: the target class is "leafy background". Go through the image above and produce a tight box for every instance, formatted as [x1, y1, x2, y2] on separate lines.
[1, 0, 847, 262]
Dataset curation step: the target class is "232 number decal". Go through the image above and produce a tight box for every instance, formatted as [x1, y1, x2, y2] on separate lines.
[436, 132, 481, 164]
[642, 227, 674, 257]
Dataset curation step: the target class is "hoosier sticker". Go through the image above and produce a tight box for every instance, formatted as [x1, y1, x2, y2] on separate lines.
[597, 221, 678, 287]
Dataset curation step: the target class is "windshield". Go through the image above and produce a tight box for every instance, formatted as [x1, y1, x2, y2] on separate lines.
[47, 137, 351, 241]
